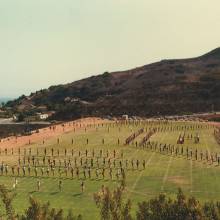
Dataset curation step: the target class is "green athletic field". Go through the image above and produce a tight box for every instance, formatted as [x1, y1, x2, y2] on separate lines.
[0, 120, 220, 219]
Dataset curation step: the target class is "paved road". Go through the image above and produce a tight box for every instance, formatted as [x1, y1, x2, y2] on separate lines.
[0, 118, 13, 124]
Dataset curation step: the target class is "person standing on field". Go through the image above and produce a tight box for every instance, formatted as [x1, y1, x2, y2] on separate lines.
[81, 181, 85, 193]
[37, 180, 41, 191]
[59, 180, 62, 192]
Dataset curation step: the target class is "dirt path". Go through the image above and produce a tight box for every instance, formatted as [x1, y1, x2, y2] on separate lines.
[0, 117, 109, 149]
[208, 122, 220, 128]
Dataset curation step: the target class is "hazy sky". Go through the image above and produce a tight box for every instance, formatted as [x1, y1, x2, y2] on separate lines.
[0, 0, 220, 98]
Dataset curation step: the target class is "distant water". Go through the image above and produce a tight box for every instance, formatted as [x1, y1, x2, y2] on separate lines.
[0, 98, 12, 104]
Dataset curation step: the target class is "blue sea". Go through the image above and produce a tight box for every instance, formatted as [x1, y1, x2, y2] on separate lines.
[0, 98, 12, 104]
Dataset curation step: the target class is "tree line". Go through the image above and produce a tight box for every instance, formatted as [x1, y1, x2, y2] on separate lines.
[2, 183, 220, 220]
[94, 186, 220, 220]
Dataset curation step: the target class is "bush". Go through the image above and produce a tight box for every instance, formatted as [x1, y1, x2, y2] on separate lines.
[94, 186, 132, 220]
[0, 184, 81, 220]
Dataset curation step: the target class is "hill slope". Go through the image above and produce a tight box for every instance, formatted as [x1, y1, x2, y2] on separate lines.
[6, 48, 220, 119]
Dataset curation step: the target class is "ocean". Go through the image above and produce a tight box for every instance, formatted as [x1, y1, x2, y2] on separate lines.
[0, 98, 12, 104]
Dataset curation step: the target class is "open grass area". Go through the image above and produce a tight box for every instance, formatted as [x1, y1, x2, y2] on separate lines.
[0, 120, 219, 219]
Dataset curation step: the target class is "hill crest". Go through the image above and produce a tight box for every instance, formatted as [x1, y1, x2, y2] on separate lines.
[5, 48, 220, 120]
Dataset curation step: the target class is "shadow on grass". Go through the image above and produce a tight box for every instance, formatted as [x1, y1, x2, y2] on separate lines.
[73, 193, 82, 197]
[50, 191, 59, 195]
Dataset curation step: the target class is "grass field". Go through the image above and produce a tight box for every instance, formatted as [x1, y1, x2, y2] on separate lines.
[0, 120, 220, 219]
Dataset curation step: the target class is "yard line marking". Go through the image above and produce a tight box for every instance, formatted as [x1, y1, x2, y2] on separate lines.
[161, 155, 173, 191]
[150, 130, 174, 192]
[126, 189, 154, 197]
[128, 188, 220, 197]
[202, 131, 218, 188]
[190, 159, 193, 192]
[125, 151, 155, 200]
[125, 143, 167, 199]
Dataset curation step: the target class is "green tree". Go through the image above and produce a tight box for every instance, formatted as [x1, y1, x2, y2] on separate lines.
[17, 113, 25, 122]
[0, 185, 16, 220]
[136, 188, 204, 220]
[20, 197, 82, 220]
[94, 187, 132, 220]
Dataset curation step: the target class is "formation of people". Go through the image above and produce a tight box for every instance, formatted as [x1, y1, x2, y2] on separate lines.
[0, 147, 149, 182]
[0, 119, 217, 195]
[214, 128, 220, 145]
[139, 128, 157, 147]
[125, 128, 144, 145]
[12, 177, 85, 193]
[135, 140, 220, 165]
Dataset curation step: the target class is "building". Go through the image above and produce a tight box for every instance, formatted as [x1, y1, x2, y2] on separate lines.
[37, 105, 47, 112]
[36, 113, 49, 120]
[37, 111, 55, 120]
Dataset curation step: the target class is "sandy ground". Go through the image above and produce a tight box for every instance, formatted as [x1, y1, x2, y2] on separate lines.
[0, 117, 108, 149]
[209, 122, 220, 128]
[0, 118, 218, 149]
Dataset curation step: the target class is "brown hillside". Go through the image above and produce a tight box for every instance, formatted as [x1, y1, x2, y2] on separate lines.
[6, 48, 220, 119]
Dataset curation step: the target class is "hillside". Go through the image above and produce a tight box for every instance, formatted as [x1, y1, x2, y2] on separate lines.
[6, 48, 220, 120]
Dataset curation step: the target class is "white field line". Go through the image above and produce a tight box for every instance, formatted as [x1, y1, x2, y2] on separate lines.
[154, 131, 174, 192]
[128, 188, 220, 197]
[126, 144, 167, 199]
[126, 130, 168, 199]
[125, 151, 155, 200]
[189, 131, 213, 196]
[126, 189, 154, 197]
[190, 132, 207, 196]
[161, 156, 173, 191]
[190, 159, 193, 192]
[202, 131, 218, 183]
[126, 151, 169, 197]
